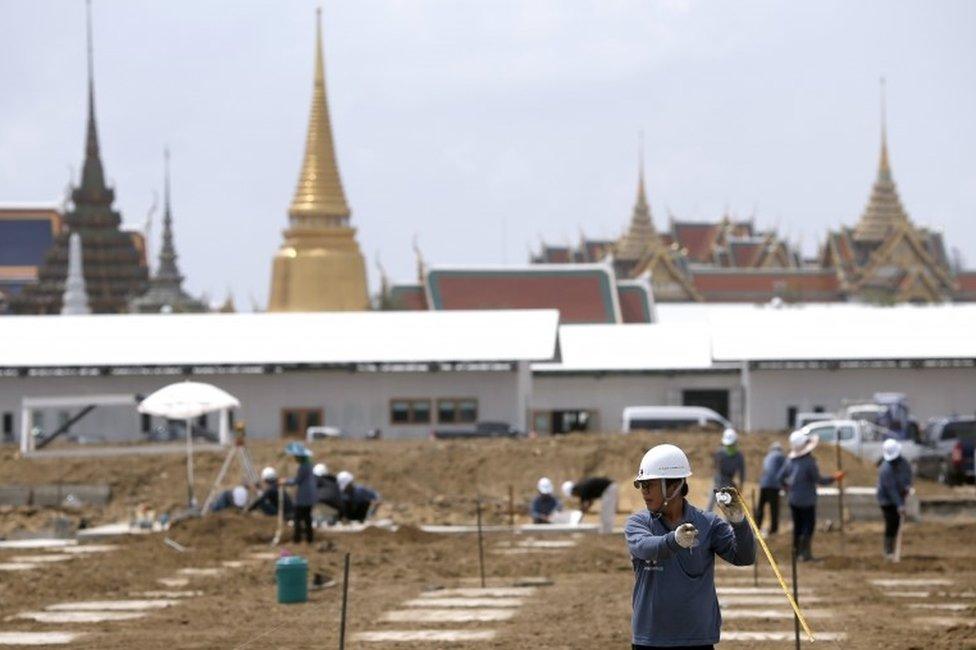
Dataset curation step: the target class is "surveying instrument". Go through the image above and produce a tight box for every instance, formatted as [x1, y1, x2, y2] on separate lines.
[201, 421, 259, 514]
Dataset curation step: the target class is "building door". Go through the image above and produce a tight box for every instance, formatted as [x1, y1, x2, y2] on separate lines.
[281, 408, 323, 438]
[682, 390, 730, 420]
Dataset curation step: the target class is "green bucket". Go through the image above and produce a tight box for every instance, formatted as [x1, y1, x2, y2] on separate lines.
[276, 556, 308, 604]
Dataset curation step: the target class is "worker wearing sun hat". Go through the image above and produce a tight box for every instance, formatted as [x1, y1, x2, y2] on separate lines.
[777, 430, 844, 561]
[284, 442, 316, 544]
[876, 438, 913, 560]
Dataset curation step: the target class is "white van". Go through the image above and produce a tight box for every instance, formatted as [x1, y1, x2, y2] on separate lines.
[622, 406, 731, 433]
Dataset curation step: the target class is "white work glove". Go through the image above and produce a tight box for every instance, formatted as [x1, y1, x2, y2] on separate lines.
[715, 488, 745, 524]
[674, 523, 699, 549]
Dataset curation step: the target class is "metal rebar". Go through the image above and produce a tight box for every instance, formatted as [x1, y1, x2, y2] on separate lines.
[339, 552, 350, 650]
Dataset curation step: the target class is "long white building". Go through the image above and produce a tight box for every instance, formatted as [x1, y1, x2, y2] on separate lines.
[1, 304, 974, 445]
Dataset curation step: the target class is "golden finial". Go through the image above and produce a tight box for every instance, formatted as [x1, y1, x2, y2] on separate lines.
[878, 76, 890, 178]
[289, 6, 350, 221]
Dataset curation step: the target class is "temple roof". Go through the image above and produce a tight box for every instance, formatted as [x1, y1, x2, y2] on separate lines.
[616, 146, 658, 260]
[288, 8, 350, 223]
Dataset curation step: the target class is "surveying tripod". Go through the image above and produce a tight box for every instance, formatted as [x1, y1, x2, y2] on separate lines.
[201, 423, 260, 514]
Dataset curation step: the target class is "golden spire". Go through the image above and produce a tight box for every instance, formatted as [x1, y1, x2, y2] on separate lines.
[878, 76, 891, 180]
[853, 77, 911, 242]
[289, 7, 350, 223]
[616, 131, 657, 260]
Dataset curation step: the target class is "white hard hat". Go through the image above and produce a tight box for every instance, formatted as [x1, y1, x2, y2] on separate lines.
[721, 428, 738, 446]
[232, 485, 248, 508]
[561, 480, 575, 498]
[882, 438, 902, 462]
[313, 463, 328, 477]
[634, 444, 693, 482]
[337, 471, 354, 491]
[260, 466, 277, 482]
[537, 477, 553, 495]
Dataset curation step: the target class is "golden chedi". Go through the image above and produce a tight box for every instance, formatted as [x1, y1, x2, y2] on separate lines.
[269, 9, 368, 312]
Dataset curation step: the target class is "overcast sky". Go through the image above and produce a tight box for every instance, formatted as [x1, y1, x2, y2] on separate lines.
[1, 1, 973, 309]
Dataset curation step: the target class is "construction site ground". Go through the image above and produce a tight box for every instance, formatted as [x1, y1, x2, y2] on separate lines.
[0, 431, 973, 648]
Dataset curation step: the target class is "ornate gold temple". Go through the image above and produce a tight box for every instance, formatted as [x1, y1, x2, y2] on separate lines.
[268, 9, 368, 312]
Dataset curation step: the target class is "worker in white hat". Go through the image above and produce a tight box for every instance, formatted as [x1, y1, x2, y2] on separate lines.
[626, 444, 755, 648]
[247, 467, 293, 518]
[706, 428, 745, 512]
[529, 477, 561, 524]
[335, 471, 381, 523]
[561, 476, 618, 533]
[777, 430, 844, 561]
[876, 438, 913, 560]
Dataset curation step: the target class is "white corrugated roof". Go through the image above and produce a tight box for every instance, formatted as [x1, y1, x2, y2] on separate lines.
[0, 310, 560, 367]
[656, 303, 976, 361]
[533, 323, 713, 372]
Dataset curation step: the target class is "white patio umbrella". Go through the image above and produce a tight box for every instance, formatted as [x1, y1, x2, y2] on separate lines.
[138, 381, 241, 508]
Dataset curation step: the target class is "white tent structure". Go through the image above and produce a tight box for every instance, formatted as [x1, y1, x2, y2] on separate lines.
[138, 381, 240, 508]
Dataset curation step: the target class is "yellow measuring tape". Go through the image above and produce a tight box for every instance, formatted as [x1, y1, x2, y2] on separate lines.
[734, 491, 816, 643]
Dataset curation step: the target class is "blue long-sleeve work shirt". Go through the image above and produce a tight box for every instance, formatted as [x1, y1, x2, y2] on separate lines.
[877, 457, 913, 508]
[625, 501, 756, 647]
[287, 461, 317, 507]
[529, 494, 560, 523]
[712, 447, 745, 487]
[759, 449, 787, 489]
[778, 454, 835, 507]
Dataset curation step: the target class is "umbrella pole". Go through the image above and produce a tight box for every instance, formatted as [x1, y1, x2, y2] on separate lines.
[186, 417, 196, 508]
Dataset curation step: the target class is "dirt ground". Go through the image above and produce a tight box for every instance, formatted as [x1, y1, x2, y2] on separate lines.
[0, 432, 974, 648]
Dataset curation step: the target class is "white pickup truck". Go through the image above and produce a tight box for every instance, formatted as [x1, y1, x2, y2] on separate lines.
[797, 419, 929, 464]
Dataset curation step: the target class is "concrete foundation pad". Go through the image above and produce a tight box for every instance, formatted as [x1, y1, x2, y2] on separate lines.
[221, 561, 245, 568]
[77, 522, 152, 539]
[382, 609, 516, 623]
[248, 552, 278, 560]
[871, 578, 953, 587]
[422, 588, 536, 598]
[17, 611, 146, 623]
[516, 540, 576, 549]
[722, 631, 847, 642]
[403, 598, 524, 608]
[492, 548, 545, 555]
[0, 632, 83, 645]
[717, 587, 811, 595]
[11, 554, 73, 563]
[157, 578, 189, 587]
[56, 544, 118, 554]
[721, 609, 832, 620]
[721, 596, 822, 606]
[355, 630, 497, 642]
[177, 567, 223, 577]
[134, 591, 202, 598]
[48, 599, 176, 611]
[913, 616, 976, 627]
[908, 603, 971, 611]
[0, 539, 76, 550]
[0, 563, 39, 571]
[886, 591, 929, 598]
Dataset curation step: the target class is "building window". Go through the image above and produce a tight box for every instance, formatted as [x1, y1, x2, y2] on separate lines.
[787, 406, 798, 429]
[141, 413, 151, 434]
[437, 398, 478, 424]
[390, 399, 431, 424]
[281, 408, 324, 438]
[31, 411, 45, 435]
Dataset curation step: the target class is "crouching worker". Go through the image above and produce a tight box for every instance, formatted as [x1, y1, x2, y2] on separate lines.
[626, 444, 755, 650]
[529, 477, 561, 524]
[562, 476, 618, 533]
[248, 467, 293, 518]
[336, 471, 381, 522]
[313, 462, 342, 526]
[210, 485, 249, 513]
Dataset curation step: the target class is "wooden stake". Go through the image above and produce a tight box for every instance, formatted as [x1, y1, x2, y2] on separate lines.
[751, 488, 759, 588]
[339, 553, 350, 650]
[507, 484, 515, 527]
[476, 498, 486, 588]
[835, 433, 845, 553]
[792, 542, 800, 650]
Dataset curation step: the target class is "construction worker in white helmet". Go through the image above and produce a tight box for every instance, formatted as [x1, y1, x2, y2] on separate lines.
[529, 477, 561, 524]
[705, 428, 745, 512]
[877, 438, 913, 560]
[626, 443, 755, 649]
[247, 467, 293, 518]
